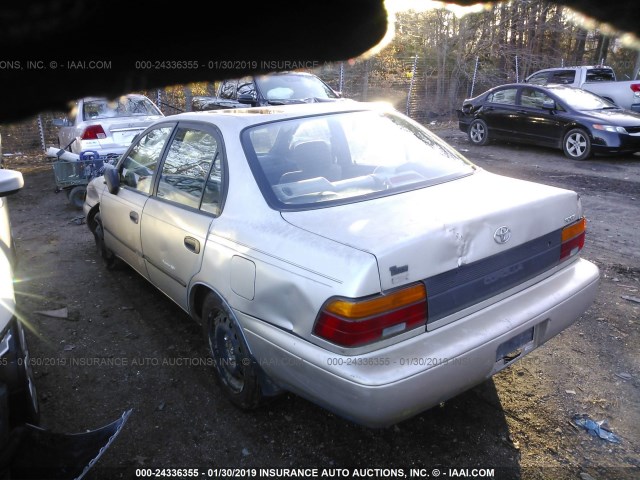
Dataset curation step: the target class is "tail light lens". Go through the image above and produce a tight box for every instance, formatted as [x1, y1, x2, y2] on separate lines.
[630, 84, 640, 92]
[313, 283, 427, 347]
[81, 125, 107, 140]
[560, 217, 586, 261]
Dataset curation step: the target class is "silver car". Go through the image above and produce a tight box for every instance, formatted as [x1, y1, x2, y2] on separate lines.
[84, 102, 599, 427]
[53, 94, 164, 157]
[0, 169, 39, 431]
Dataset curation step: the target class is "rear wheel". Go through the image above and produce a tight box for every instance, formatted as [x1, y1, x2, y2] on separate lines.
[468, 119, 490, 146]
[203, 293, 263, 410]
[563, 128, 591, 160]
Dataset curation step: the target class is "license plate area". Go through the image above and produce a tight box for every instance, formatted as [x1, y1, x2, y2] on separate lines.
[492, 326, 535, 374]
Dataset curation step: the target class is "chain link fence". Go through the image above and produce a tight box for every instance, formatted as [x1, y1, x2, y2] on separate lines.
[0, 56, 489, 157]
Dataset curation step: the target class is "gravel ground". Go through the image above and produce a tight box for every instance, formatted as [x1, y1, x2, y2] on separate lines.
[5, 129, 639, 480]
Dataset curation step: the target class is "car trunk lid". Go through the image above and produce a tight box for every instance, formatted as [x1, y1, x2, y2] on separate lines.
[99, 116, 161, 146]
[281, 170, 582, 319]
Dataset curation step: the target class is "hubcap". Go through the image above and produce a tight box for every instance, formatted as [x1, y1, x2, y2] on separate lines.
[210, 312, 244, 393]
[567, 133, 586, 157]
[470, 123, 485, 142]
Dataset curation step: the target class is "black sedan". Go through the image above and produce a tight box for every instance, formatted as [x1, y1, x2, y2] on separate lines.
[457, 84, 640, 160]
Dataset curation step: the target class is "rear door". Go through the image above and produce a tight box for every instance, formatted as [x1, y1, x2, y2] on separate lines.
[100, 124, 175, 276]
[481, 87, 519, 136]
[140, 122, 224, 310]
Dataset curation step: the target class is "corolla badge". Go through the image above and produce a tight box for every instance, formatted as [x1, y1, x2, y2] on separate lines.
[494, 226, 511, 244]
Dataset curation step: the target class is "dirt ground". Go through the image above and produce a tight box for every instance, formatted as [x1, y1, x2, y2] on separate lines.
[5, 127, 639, 480]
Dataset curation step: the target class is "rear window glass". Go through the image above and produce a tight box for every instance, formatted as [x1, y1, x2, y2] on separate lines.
[242, 110, 474, 210]
[585, 69, 616, 82]
[83, 96, 161, 120]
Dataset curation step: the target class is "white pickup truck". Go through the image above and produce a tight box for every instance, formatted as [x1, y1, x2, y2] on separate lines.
[525, 66, 640, 112]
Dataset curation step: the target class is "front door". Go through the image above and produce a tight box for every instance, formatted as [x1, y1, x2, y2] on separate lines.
[100, 125, 174, 277]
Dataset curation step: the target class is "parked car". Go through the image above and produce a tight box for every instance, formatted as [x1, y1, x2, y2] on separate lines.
[84, 101, 599, 427]
[0, 168, 130, 479]
[525, 65, 640, 112]
[53, 94, 164, 157]
[192, 72, 341, 111]
[0, 169, 39, 433]
[457, 83, 640, 160]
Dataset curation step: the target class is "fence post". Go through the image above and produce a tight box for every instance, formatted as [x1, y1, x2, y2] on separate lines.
[339, 62, 345, 94]
[406, 55, 418, 116]
[37, 115, 46, 151]
[156, 89, 162, 112]
[515, 55, 519, 83]
[470, 56, 479, 98]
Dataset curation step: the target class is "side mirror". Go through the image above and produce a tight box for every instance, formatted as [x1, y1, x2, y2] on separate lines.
[542, 99, 556, 110]
[237, 93, 257, 105]
[0, 169, 24, 197]
[52, 118, 70, 127]
[104, 165, 120, 194]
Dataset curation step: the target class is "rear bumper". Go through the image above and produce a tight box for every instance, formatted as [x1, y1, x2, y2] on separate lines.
[241, 258, 599, 427]
[456, 110, 472, 133]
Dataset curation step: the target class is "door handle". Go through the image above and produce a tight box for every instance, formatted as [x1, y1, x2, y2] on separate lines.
[129, 211, 139, 224]
[184, 236, 200, 254]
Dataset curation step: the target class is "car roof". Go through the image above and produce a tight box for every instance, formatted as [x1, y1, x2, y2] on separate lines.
[163, 101, 389, 128]
[533, 65, 612, 71]
[80, 94, 149, 102]
[488, 83, 580, 93]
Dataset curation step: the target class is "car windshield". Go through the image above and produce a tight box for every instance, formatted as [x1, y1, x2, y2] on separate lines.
[255, 75, 338, 102]
[551, 88, 617, 110]
[83, 96, 161, 120]
[242, 109, 474, 210]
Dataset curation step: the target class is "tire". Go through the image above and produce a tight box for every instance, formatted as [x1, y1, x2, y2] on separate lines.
[203, 293, 263, 409]
[6, 322, 40, 427]
[563, 128, 591, 160]
[468, 119, 490, 146]
[68, 185, 86, 209]
[93, 212, 120, 270]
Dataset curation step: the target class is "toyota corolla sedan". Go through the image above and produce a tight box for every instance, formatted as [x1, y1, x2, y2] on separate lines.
[53, 94, 164, 157]
[457, 83, 640, 160]
[84, 102, 599, 427]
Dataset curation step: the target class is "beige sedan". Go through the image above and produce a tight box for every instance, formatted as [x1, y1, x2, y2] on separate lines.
[84, 102, 599, 426]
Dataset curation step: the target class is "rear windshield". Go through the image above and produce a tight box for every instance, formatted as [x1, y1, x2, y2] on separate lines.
[585, 68, 616, 82]
[83, 96, 162, 120]
[242, 110, 474, 210]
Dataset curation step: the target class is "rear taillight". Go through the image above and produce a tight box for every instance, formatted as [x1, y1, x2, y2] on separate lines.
[630, 84, 640, 92]
[81, 125, 107, 140]
[560, 217, 586, 261]
[313, 283, 427, 347]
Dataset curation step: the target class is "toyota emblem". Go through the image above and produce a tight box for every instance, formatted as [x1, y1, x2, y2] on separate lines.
[494, 226, 511, 244]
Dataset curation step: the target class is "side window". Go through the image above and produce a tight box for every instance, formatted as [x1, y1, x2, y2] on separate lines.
[157, 127, 222, 214]
[527, 73, 549, 86]
[236, 77, 256, 100]
[550, 70, 577, 84]
[121, 126, 173, 194]
[520, 87, 554, 109]
[219, 80, 237, 100]
[487, 88, 517, 105]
